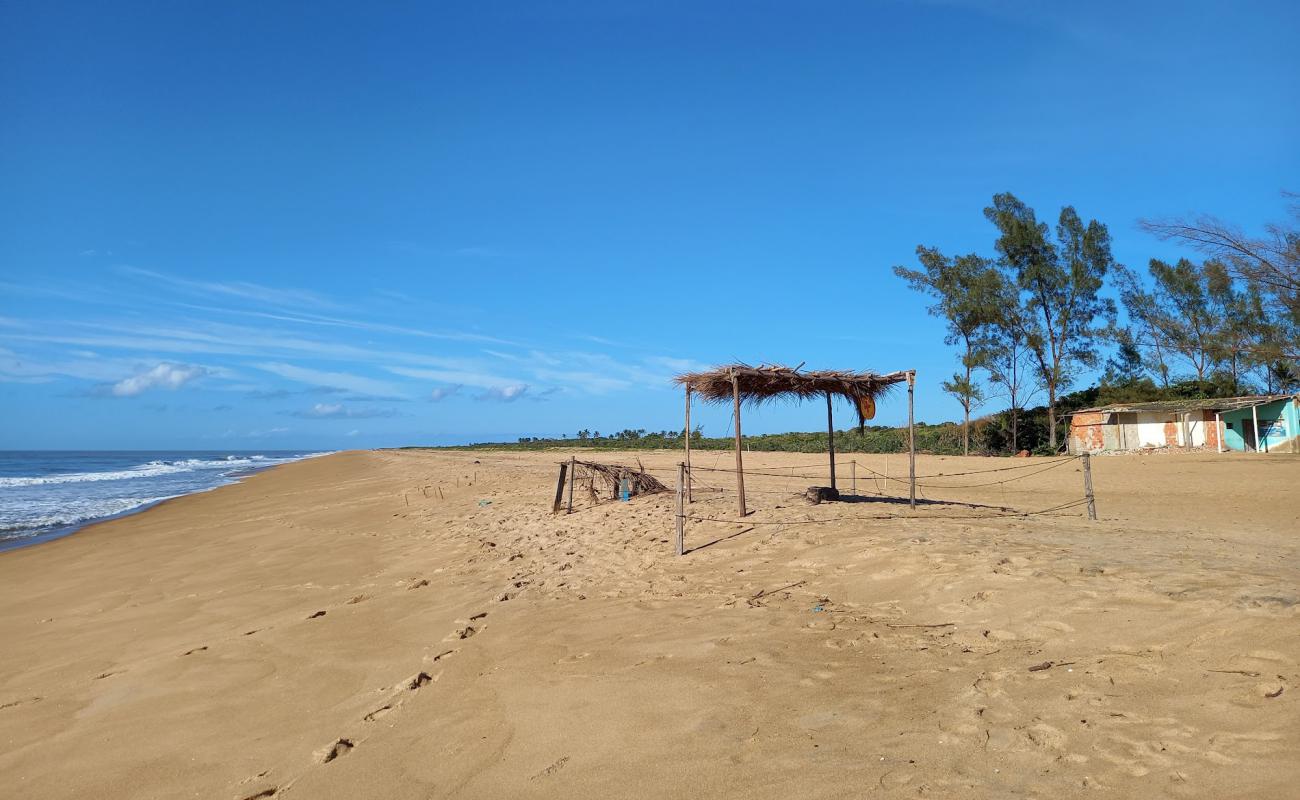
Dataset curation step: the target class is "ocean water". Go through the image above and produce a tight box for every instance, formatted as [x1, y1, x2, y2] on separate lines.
[0, 451, 330, 551]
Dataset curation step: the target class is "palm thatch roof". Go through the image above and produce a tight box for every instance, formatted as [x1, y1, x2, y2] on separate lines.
[674, 363, 909, 421]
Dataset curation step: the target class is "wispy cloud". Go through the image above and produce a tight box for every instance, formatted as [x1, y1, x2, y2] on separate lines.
[118, 266, 338, 310]
[174, 302, 519, 346]
[387, 365, 526, 391]
[216, 426, 291, 439]
[111, 362, 211, 396]
[429, 385, 462, 402]
[254, 362, 408, 398]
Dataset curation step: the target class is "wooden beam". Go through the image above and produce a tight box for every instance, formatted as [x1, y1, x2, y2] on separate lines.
[1082, 451, 1097, 520]
[566, 455, 575, 513]
[683, 387, 692, 503]
[551, 462, 569, 514]
[732, 369, 747, 517]
[675, 462, 685, 556]
[826, 391, 836, 491]
[1215, 411, 1223, 453]
[908, 371, 916, 509]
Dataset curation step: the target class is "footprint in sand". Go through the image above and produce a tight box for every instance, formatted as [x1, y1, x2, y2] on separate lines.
[530, 756, 570, 780]
[364, 704, 393, 722]
[0, 696, 42, 710]
[307, 610, 327, 619]
[407, 672, 432, 690]
[182, 646, 208, 656]
[316, 738, 354, 763]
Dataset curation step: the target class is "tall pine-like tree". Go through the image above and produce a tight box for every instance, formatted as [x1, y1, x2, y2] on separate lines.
[893, 248, 1001, 455]
[984, 194, 1116, 451]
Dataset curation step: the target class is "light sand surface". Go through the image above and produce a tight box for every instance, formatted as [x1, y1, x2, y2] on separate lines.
[1, 448, 1297, 799]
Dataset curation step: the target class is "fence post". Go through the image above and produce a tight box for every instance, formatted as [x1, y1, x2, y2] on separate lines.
[851, 459, 856, 495]
[552, 462, 569, 514]
[675, 462, 686, 556]
[566, 456, 576, 513]
[907, 371, 916, 509]
[731, 369, 747, 517]
[1081, 452, 1097, 521]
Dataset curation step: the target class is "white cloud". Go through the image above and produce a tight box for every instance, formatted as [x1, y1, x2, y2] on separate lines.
[292, 403, 396, 419]
[477, 384, 530, 402]
[430, 385, 462, 401]
[111, 362, 210, 397]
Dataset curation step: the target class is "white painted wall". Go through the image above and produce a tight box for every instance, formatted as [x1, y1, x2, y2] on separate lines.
[1133, 413, 1173, 447]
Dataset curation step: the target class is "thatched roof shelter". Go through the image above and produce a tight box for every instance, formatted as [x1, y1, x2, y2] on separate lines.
[672, 362, 917, 520]
[674, 363, 908, 424]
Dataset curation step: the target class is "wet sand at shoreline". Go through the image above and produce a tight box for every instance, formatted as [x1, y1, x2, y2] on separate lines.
[1, 448, 1296, 799]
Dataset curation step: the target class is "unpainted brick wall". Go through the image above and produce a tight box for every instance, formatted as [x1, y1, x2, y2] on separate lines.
[1069, 412, 1106, 452]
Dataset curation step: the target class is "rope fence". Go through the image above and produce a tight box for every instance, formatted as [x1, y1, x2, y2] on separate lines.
[672, 453, 1098, 556]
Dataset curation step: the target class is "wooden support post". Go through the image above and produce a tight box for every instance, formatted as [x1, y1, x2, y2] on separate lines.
[826, 391, 836, 492]
[1252, 404, 1261, 453]
[851, 459, 856, 495]
[731, 369, 747, 517]
[907, 371, 916, 509]
[551, 462, 569, 514]
[1215, 411, 1223, 453]
[675, 462, 685, 556]
[1081, 451, 1097, 520]
[684, 388, 693, 503]
[566, 456, 576, 513]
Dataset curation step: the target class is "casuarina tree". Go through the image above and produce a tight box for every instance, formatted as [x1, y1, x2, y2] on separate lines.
[984, 193, 1116, 451]
[893, 248, 1001, 455]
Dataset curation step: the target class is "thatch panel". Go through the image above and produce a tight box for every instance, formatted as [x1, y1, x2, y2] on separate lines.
[673, 363, 907, 408]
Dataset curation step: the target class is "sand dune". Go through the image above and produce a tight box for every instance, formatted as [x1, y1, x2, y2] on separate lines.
[1, 448, 1296, 799]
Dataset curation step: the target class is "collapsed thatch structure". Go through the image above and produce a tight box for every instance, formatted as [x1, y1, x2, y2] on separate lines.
[573, 459, 667, 500]
[674, 363, 908, 428]
[672, 362, 917, 516]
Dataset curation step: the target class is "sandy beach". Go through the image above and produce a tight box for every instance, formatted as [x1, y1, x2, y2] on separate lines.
[1, 448, 1297, 799]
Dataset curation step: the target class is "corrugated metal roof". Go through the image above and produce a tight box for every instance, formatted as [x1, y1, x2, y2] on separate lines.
[1069, 394, 1298, 415]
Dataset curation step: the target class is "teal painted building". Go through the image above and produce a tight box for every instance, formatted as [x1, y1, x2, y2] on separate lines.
[1219, 394, 1300, 453]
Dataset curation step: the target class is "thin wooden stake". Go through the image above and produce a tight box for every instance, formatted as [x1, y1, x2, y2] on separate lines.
[675, 462, 685, 556]
[551, 462, 569, 514]
[826, 391, 836, 492]
[908, 371, 916, 509]
[732, 369, 747, 517]
[852, 459, 856, 495]
[566, 456, 576, 513]
[1081, 451, 1097, 520]
[684, 388, 693, 503]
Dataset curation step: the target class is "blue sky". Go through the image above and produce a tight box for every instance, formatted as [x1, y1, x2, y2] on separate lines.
[2, 0, 1297, 450]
